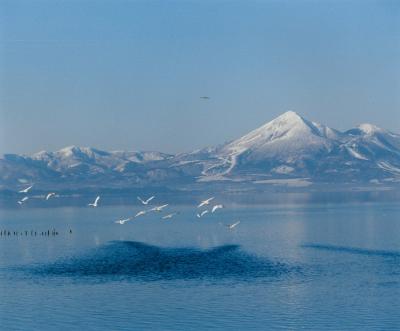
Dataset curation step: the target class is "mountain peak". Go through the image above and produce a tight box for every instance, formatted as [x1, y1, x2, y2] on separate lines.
[56, 145, 102, 159]
[357, 123, 384, 135]
[238, 110, 316, 141]
[275, 110, 304, 122]
[221, 110, 335, 160]
[58, 145, 102, 154]
[59, 145, 82, 153]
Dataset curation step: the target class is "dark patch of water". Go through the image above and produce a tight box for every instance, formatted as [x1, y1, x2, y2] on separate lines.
[28, 241, 299, 281]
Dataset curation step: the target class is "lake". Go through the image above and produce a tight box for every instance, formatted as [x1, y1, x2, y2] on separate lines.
[1, 198, 400, 330]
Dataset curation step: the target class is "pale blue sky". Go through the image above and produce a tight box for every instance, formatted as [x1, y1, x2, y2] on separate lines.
[1, 0, 399, 155]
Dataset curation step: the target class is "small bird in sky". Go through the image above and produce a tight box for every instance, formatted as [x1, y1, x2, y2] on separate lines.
[211, 204, 223, 213]
[46, 192, 56, 200]
[196, 210, 209, 218]
[162, 213, 177, 220]
[227, 221, 240, 229]
[200, 96, 210, 100]
[134, 210, 147, 218]
[137, 196, 155, 205]
[150, 204, 168, 212]
[115, 217, 132, 225]
[19, 185, 33, 193]
[197, 197, 214, 208]
[88, 196, 100, 207]
[17, 196, 29, 205]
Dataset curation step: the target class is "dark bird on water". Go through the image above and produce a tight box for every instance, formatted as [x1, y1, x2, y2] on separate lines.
[200, 96, 210, 100]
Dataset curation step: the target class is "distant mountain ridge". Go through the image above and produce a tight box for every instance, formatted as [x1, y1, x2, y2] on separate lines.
[2, 111, 400, 190]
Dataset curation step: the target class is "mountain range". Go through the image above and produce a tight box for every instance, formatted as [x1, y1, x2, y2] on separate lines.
[2, 111, 400, 191]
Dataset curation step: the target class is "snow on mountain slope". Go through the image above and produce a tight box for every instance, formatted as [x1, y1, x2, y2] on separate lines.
[353, 123, 400, 147]
[223, 111, 340, 157]
[199, 111, 341, 178]
[31, 146, 172, 173]
[344, 125, 400, 162]
[223, 111, 339, 154]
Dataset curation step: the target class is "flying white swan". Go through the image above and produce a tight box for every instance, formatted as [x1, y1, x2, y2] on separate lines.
[134, 210, 147, 218]
[137, 196, 155, 205]
[88, 196, 100, 207]
[211, 204, 223, 213]
[162, 213, 176, 220]
[196, 210, 209, 218]
[227, 221, 240, 229]
[46, 192, 56, 200]
[17, 196, 29, 205]
[115, 217, 132, 225]
[197, 197, 214, 208]
[150, 204, 168, 212]
[19, 185, 33, 193]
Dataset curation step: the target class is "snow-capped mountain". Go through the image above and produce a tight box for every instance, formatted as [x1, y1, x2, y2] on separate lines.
[198, 111, 342, 179]
[31, 146, 171, 173]
[223, 111, 340, 158]
[0, 146, 175, 189]
[1, 111, 400, 190]
[170, 111, 400, 184]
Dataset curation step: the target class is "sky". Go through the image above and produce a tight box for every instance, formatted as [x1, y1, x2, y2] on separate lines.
[0, 0, 399, 155]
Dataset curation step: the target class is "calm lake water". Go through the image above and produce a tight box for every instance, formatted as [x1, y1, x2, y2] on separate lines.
[1, 198, 400, 330]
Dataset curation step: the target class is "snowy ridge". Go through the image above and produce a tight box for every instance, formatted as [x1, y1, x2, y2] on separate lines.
[31, 146, 171, 172]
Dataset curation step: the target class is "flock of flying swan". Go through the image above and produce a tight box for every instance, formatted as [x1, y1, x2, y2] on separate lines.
[17, 185, 34, 205]
[17, 185, 59, 205]
[16, 185, 240, 230]
[109, 195, 239, 229]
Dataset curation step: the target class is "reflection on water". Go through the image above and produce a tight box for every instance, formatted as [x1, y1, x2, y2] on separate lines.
[29, 241, 298, 281]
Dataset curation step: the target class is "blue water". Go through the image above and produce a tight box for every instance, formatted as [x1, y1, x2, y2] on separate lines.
[1, 201, 400, 330]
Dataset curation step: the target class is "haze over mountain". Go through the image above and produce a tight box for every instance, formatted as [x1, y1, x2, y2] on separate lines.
[2, 111, 400, 191]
